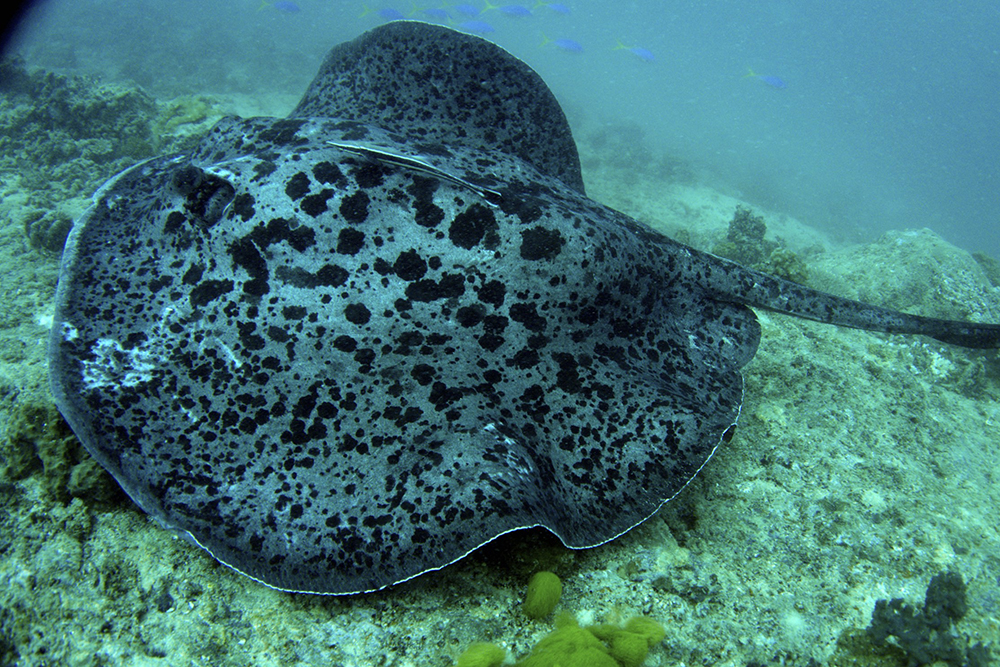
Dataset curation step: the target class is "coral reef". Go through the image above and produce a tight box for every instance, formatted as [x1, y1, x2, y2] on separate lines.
[582, 121, 693, 184]
[1, 398, 118, 505]
[714, 204, 775, 265]
[758, 246, 810, 284]
[725, 205, 774, 265]
[0, 56, 222, 252]
[586, 122, 654, 174]
[866, 571, 992, 667]
[1, 40, 998, 667]
[1, 55, 156, 251]
[713, 205, 810, 283]
[0, 55, 157, 169]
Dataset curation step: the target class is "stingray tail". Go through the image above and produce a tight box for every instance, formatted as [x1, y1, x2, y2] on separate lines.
[690, 248, 1000, 349]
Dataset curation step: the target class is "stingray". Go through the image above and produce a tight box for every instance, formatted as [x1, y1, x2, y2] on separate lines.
[48, 21, 1000, 595]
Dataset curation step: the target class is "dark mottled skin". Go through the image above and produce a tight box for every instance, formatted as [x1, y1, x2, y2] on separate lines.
[49, 22, 1000, 595]
[290, 21, 585, 194]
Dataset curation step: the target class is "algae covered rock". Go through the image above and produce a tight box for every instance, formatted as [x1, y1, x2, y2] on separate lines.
[1, 398, 118, 505]
[712, 205, 810, 284]
[810, 228, 1000, 322]
[153, 94, 223, 144]
[714, 205, 776, 266]
[866, 571, 992, 667]
[0, 55, 222, 252]
[21, 200, 86, 254]
[972, 251, 1000, 287]
[758, 246, 810, 284]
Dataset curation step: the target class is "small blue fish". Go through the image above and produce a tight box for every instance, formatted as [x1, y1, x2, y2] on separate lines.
[615, 40, 655, 63]
[360, 4, 405, 20]
[745, 68, 787, 89]
[486, 1, 532, 17]
[421, 7, 450, 20]
[541, 34, 582, 53]
[458, 19, 496, 34]
[454, 3, 480, 16]
[539, 1, 571, 14]
[379, 7, 406, 20]
[632, 48, 655, 62]
[258, 0, 301, 13]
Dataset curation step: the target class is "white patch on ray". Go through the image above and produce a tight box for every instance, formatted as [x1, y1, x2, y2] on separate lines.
[81, 337, 158, 390]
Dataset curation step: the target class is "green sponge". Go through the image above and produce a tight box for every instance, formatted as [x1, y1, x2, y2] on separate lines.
[623, 617, 666, 645]
[456, 642, 507, 667]
[522, 571, 563, 620]
[608, 632, 650, 667]
[587, 618, 665, 667]
[462, 613, 666, 667]
[517, 614, 618, 667]
[460, 572, 667, 667]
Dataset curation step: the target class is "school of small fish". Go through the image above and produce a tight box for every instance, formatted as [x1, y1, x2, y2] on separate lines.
[262, 1, 702, 69]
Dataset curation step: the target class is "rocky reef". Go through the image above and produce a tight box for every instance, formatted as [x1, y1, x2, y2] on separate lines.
[0, 56, 221, 252]
[713, 205, 810, 283]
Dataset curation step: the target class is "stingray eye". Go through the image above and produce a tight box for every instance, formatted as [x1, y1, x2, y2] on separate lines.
[171, 164, 203, 194]
[721, 424, 738, 443]
[171, 165, 235, 228]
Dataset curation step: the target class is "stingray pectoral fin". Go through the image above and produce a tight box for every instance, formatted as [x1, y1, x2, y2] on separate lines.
[689, 250, 1000, 349]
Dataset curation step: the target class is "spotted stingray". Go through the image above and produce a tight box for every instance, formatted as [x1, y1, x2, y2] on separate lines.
[49, 21, 1000, 595]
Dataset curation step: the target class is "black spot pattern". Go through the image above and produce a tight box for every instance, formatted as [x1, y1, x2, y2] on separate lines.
[291, 21, 586, 194]
[51, 108, 761, 595]
[48, 22, 1000, 599]
[344, 303, 371, 325]
[285, 172, 310, 200]
[340, 191, 369, 224]
[337, 228, 365, 255]
[393, 250, 426, 281]
[449, 204, 498, 250]
[520, 227, 564, 261]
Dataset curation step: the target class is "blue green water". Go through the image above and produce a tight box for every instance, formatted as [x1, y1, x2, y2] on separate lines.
[6, 0, 1000, 259]
[1, 3, 999, 665]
